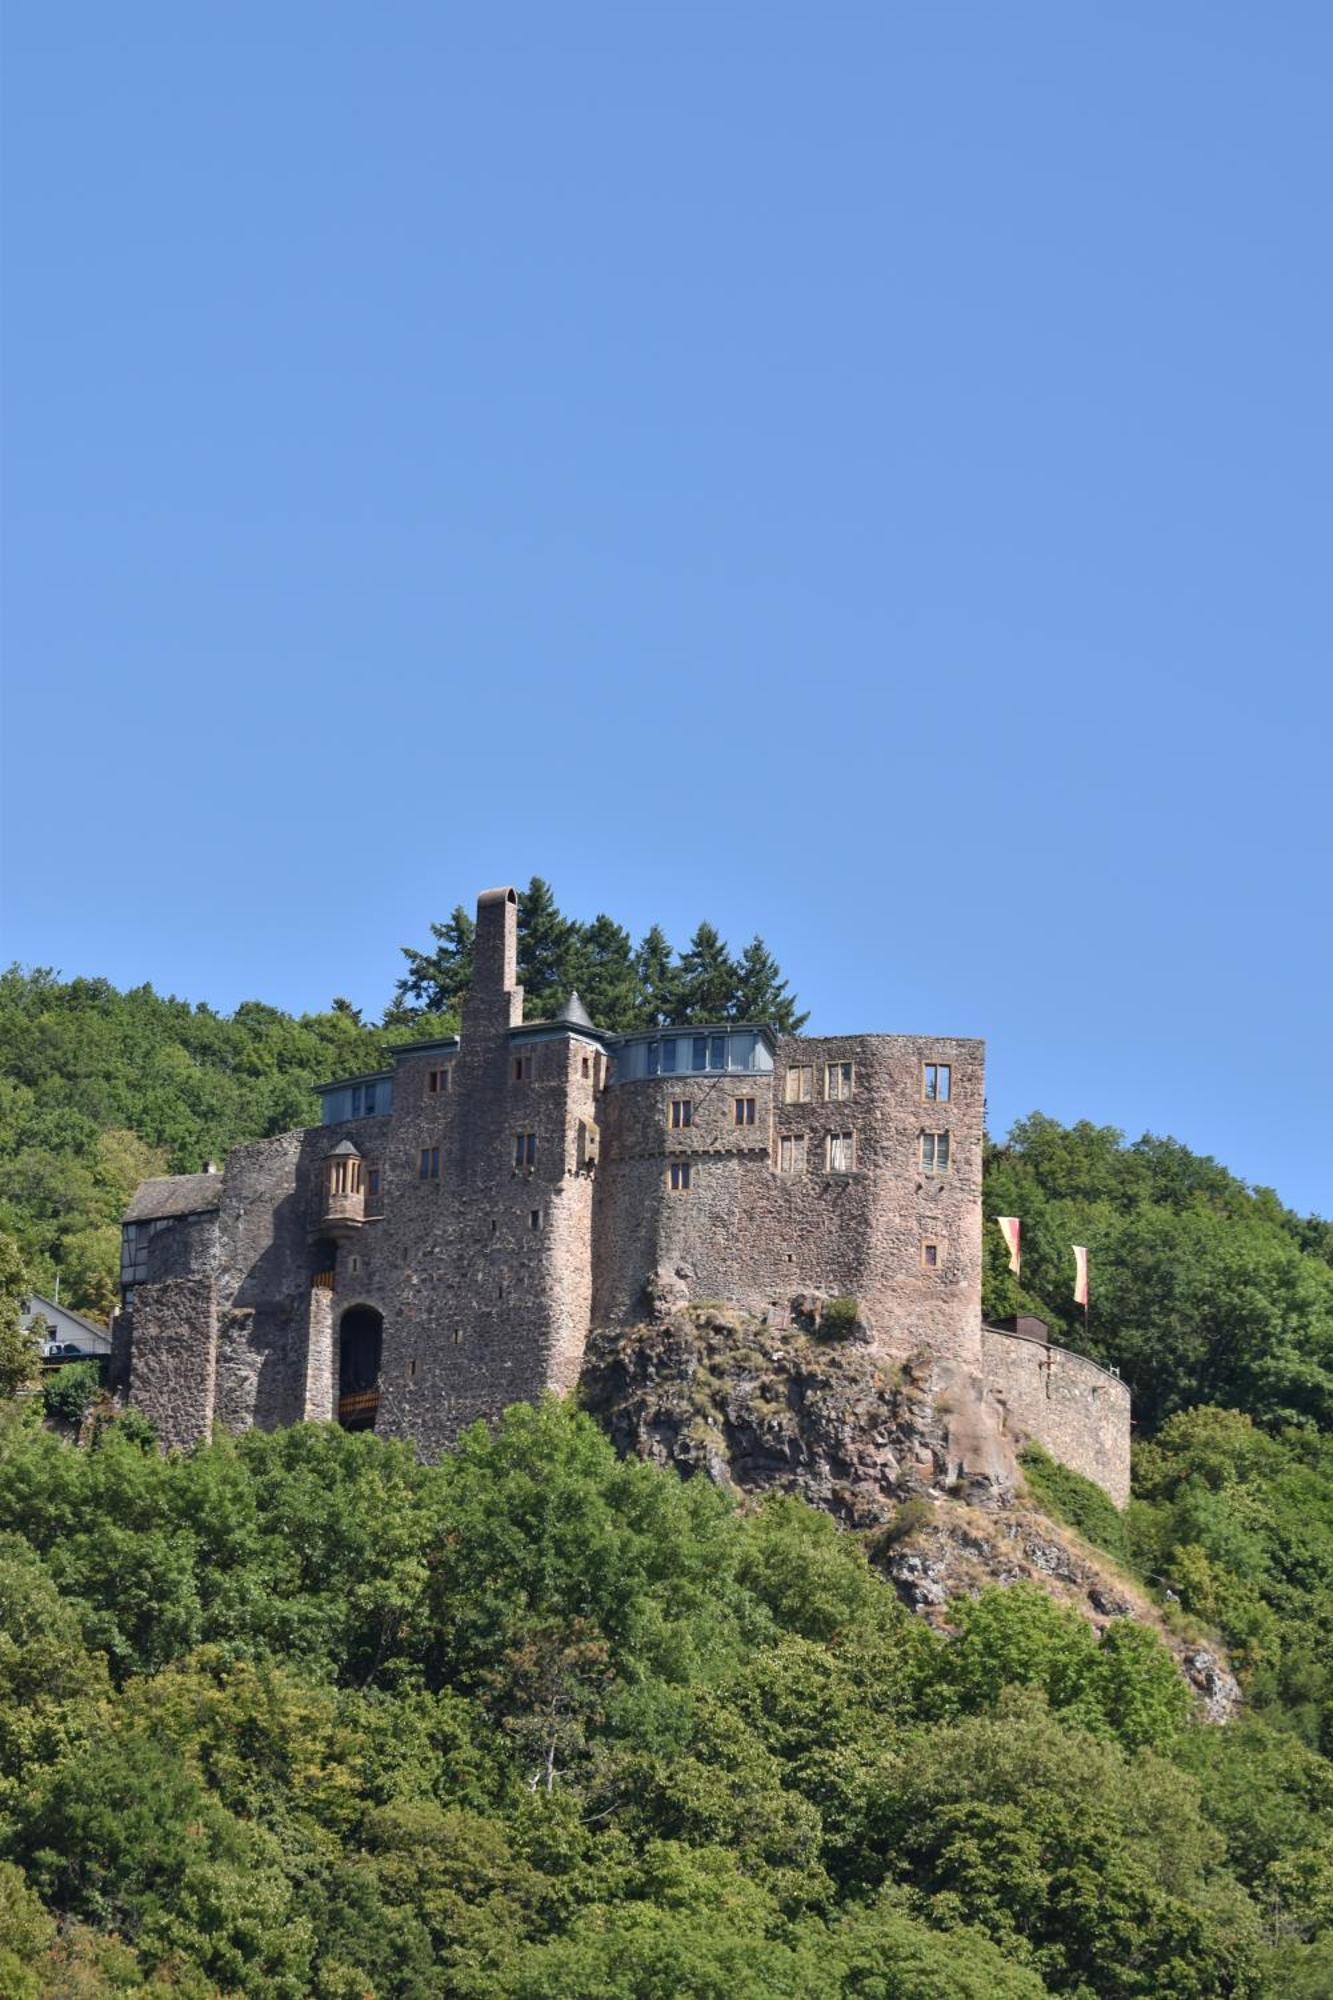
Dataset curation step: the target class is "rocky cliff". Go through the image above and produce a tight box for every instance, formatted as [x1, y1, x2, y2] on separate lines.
[579, 1304, 1240, 1723]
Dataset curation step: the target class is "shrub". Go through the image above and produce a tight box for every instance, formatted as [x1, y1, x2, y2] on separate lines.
[819, 1297, 860, 1340]
[1020, 1442, 1128, 1561]
[42, 1362, 101, 1430]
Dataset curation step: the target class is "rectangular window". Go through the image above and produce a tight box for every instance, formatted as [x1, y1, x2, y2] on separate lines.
[364, 1083, 378, 1115]
[661, 1038, 678, 1073]
[827, 1131, 855, 1174]
[669, 1161, 692, 1192]
[351, 1086, 364, 1117]
[778, 1134, 806, 1174]
[428, 1066, 451, 1093]
[581, 1054, 590, 1078]
[670, 1099, 693, 1129]
[419, 1147, 439, 1181]
[514, 1132, 537, 1169]
[692, 1036, 709, 1072]
[367, 1167, 382, 1199]
[710, 1033, 727, 1070]
[646, 1041, 661, 1075]
[922, 1240, 940, 1270]
[530, 1209, 541, 1230]
[825, 1061, 854, 1101]
[513, 1053, 534, 1082]
[920, 1131, 951, 1173]
[785, 1066, 812, 1104]
[923, 1063, 951, 1103]
[734, 1097, 756, 1126]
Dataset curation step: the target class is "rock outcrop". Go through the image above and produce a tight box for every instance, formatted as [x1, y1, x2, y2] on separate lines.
[579, 1304, 1242, 1724]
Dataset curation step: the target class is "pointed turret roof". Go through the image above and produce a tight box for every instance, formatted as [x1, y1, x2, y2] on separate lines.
[554, 990, 595, 1028]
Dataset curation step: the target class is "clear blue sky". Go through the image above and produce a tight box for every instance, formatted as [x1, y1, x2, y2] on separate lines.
[3, 5, 1330, 1216]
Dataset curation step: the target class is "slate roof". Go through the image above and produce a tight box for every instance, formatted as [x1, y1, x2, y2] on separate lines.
[123, 1174, 223, 1224]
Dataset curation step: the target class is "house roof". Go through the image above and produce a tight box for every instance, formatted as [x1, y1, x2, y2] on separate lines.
[123, 1173, 223, 1224]
[555, 990, 595, 1028]
[23, 1294, 111, 1347]
[325, 1138, 361, 1157]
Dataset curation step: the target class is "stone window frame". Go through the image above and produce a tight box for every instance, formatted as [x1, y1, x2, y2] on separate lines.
[920, 1130, 951, 1173]
[669, 1099, 693, 1130]
[778, 1133, 806, 1175]
[418, 1146, 440, 1181]
[427, 1067, 451, 1094]
[825, 1061, 855, 1102]
[513, 1052, 534, 1083]
[784, 1065, 813, 1104]
[514, 1131, 537, 1170]
[734, 1097, 756, 1127]
[826, 1131, 856, 1174]
[668, 1160, 692, 1193]
[922, 1062, 951, 1103]
[921, 1238, 941, 1270]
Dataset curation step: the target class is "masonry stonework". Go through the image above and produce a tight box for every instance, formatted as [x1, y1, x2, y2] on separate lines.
[118, 886, 1131, 1502]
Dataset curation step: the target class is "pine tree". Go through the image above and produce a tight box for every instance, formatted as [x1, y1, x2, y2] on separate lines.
[388, 906, 475, 1022]
[632, 927, 680, 1029]
[731, 934, 809, 1031]
[517, 877, 578, 1020]
[675, 923, 736, 1025]
[567, 915, 639, 1031]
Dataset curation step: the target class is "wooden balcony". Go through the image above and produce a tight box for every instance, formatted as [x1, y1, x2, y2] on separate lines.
[337, 1389, 380, 1431]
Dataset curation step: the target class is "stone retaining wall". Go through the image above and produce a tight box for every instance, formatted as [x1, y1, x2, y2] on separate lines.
[981, 1325, 1130, 1508]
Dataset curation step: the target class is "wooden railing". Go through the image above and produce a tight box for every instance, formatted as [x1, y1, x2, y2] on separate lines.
[337, 1390, 380, 1426]
[311, 1270, 335, 1290]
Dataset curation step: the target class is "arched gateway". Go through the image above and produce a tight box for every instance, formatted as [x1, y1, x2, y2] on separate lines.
[337, 1305, 382, 1431]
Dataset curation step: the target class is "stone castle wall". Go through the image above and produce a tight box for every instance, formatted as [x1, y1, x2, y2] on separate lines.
[593, 1033, 984, 1370]
[981, 1325, 1131, 1509]
[120, 885, 1131, 1507]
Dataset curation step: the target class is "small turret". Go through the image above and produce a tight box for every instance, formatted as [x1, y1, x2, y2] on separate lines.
[318, 1139, 364, 1237]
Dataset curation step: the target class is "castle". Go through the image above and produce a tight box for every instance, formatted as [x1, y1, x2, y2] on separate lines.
[116, 887, 1130, 1503]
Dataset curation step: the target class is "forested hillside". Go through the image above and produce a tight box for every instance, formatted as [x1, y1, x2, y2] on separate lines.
[3, 897, 1333, 1994]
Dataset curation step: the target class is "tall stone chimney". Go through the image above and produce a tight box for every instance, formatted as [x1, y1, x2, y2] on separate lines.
[464, 886, 524, 1034]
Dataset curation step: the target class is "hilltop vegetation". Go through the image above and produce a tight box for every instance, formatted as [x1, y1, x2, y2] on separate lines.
[0, 1396, 1330, 1998]
[3, 906, 1333, 1991]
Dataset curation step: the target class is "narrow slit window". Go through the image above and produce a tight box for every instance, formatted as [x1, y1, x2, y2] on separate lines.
[581, 1054, 590, 1078]
[920, 1131, 951, 1173]
[670, 1099, 693, 1129]
[922, 1240, 940, 1270]
[530, 1209, 541, 1230]
[923, 1063, 951, 1102]
[669, 1161, 692, 1192]
[734, 1097, 756, 1126]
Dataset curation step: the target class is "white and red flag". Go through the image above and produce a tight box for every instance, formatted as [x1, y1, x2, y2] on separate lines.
[996, 1217, 1021, 1276]
[1072, 1245, 1089, 1308]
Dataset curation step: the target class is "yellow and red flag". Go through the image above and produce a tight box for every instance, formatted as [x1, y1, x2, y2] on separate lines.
[996, 1217, 1021, 1276]
[1072, 1245, 1089, 1308]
